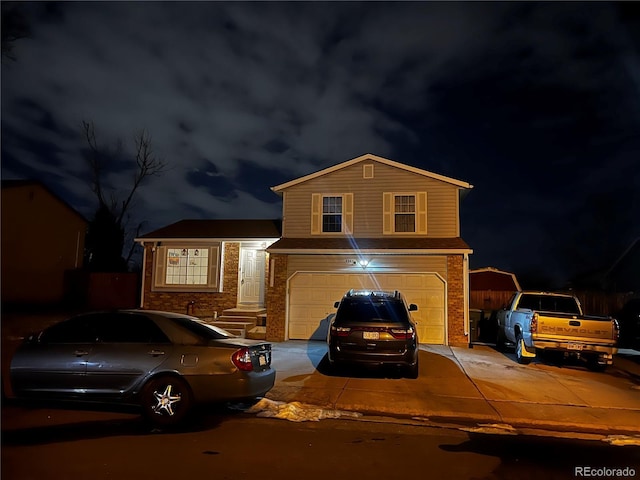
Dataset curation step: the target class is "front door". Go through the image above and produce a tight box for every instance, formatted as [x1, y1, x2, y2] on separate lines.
[239, 247, 265, 305]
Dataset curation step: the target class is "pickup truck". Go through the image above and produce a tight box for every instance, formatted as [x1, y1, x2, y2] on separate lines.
[496, 291, 619, 370]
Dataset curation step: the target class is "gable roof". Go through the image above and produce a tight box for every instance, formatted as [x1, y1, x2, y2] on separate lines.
[470, 267, 521, 291]
[271, 153, 474, 193]
[136, 219, 282, 242]
[1, 179, 88, 224]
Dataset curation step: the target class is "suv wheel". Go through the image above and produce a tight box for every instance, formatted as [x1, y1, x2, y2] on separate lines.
[406, 360, 419, 379]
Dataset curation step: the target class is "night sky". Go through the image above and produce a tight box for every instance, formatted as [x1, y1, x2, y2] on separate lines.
[2, 2, 639, 287]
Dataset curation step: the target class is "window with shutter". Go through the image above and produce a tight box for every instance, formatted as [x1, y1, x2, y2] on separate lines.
[311, 193, 353, 234]
[383, 192, 427, 234]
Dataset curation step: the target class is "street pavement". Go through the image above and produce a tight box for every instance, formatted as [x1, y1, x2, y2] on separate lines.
[266, 340, 640, 437]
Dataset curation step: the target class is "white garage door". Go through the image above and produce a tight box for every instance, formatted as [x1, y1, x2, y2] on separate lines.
[288, 272, 446, 344]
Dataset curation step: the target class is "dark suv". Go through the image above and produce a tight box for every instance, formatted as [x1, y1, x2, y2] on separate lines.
[327, 290, 419, 378]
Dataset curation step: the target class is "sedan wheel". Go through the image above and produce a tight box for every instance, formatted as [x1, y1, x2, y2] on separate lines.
[141, 376, 193, 427]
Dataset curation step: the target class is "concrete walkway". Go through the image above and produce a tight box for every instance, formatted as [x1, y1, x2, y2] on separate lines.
[267, 340, 640, 436]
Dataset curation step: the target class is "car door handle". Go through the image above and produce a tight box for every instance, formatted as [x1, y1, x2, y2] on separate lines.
[147, 350, 165, 356]
[74, 350, 89, 357]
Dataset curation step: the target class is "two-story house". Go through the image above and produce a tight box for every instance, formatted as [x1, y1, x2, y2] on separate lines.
[136, 153, 474, 346]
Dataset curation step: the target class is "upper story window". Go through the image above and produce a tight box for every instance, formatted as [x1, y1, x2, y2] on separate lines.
[383, 192, 427, 235]
[311, 193, 353, 234]
[153, 244, 222, 292]
[322, 196, 343, 232]
[394, 195, 416, 232]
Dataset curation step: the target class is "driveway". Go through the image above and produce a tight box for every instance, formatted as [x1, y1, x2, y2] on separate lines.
[266, 340, 640, 435]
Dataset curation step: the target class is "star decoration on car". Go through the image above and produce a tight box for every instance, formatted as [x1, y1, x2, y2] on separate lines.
[152, 385, 181, 416]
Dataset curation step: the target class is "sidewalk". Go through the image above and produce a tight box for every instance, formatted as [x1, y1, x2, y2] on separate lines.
[266, 340, 640, 437]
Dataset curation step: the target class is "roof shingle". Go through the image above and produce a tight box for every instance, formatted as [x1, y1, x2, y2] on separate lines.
[267, 237, 471, 252]
[137, 219, 282, 240]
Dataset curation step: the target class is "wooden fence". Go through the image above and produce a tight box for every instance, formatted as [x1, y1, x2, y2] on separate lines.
[470, 289, 636, 316]
[569, 290, 635, 316]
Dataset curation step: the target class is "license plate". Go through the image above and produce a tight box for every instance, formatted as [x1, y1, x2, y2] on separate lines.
[363, 331, 379, 340]
[258, 355, 267, 366]
[567, 343, 583, 351]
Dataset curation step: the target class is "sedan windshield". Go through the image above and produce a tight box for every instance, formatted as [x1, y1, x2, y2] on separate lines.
[170, 317, 236, 340]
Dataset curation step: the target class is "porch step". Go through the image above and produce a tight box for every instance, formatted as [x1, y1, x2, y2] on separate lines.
[223, 307, 266, 317]
[217, 315, 258, 324]
[204, 320, 255, 338]
[246, 326, 266, 340]
[220, 327, 245, 337]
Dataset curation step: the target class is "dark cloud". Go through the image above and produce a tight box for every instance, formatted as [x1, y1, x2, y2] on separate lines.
[2, 1, 638, 283]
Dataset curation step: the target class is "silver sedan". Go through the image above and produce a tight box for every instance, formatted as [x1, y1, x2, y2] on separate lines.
[9, 309, 275, 426]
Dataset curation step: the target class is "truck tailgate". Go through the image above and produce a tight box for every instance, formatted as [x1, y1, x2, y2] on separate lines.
[536, 314, 615, 343]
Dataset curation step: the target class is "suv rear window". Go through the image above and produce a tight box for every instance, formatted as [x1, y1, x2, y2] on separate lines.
[335, 299, 409, 324]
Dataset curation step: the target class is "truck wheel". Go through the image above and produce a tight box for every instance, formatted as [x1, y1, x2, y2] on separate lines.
[515, 334, 532, 365]
[586, 356, 607, 372]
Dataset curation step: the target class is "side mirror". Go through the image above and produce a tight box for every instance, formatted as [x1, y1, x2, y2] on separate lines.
[334, 301, 340, 308]
[409, 304, 418, 311]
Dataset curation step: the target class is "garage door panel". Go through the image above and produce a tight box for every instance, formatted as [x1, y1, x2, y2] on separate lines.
[421, 326, 445, 345]
[288, 272, 446, 344]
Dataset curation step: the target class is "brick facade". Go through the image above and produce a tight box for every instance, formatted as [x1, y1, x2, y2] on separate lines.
[447, 254, 468, 347]
[142, 245, 468, 346]
[142, 242, 240, 316]
[265, 253, 287, 342]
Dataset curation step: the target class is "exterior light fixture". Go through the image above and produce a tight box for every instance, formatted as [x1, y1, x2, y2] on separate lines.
[359, 259, 370, 269]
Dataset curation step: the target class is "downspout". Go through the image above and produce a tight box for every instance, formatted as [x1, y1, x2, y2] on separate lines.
[75, 230, 81, 268]
[139, 242, 149, 308]
[463, 253, 470, 338]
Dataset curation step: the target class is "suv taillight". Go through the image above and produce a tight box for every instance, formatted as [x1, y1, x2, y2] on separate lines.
[330, 326, 351, 337]
[389, 326, 415, 339]
[530, 312, 538, 334]
[231, 347, 254, 371]
[613, 318, 620, 343]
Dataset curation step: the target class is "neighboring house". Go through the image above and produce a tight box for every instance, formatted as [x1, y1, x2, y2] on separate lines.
[469, 267, 521, 311]
[136, 153, 474, 346]
[136, 219, 282, 336]
[1, 180, 87, 305]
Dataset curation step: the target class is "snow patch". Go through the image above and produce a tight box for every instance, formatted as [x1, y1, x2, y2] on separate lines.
[245, 398, 362, 422]
[602, 435, 640, 447]
[460, 423, 519, 435]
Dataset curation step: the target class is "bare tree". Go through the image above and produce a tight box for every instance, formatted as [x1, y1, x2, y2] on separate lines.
[82, 120, 166, 271]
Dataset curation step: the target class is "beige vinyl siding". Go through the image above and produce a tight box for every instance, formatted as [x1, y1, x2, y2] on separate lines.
[281, 160, 460, 238]
[286, 254, 447, 278]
